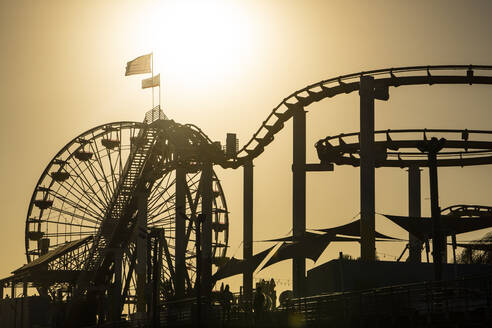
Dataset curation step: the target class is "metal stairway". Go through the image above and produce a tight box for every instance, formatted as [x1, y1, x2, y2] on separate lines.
[76, 126, 159, 293]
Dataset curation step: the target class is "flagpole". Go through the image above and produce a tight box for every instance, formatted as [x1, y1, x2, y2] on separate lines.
[151, 52, 154, 109]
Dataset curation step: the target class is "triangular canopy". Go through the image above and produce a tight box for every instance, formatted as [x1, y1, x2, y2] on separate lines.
[212, 245, 274, 281]
[264, 232, 361, 243]
[315, 219, 397, 240]
[384, 214, 492, 241]
[261, 234, 334, 270]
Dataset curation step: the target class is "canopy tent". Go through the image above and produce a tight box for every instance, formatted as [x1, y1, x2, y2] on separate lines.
[212, 245, 274, 281]
[264, 232, 361, 243]
[261, 234, 333, 270]
[315, 219, 398, 240]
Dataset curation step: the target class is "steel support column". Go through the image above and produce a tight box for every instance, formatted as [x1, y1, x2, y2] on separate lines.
[175, 163, 186, 299]
[292, 107, 306, 297]
[136, 190, 148, 315]
[201, 162, 213, 300]
[110, 249, 122, 321]
[428, 152, 447, 272]
[359, 76, 376, 261]
[408, 165, 422, 263]
[243, 160, 253, 302]
[418, 137, 446, 280]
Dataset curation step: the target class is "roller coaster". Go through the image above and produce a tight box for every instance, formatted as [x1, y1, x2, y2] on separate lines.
[2, 65, 492, 327]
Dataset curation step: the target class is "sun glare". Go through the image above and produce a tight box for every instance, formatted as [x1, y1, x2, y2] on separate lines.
[140, 1, 257, 85]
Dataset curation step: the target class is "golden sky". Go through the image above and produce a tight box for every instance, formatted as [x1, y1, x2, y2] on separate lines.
[1, 0, 492, 292]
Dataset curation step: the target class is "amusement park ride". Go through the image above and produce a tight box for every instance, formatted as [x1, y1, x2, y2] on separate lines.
[2, 65, 492, 327]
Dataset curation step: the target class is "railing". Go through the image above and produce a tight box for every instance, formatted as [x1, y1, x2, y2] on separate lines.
[144, 106, 168, 124]
[81, 274, 492, 327]
[285, 274, 492, 326]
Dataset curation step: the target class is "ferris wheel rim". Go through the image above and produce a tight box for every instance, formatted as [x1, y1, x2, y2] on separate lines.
[25, 121, 146, 263]
[24, 119, 230, 306]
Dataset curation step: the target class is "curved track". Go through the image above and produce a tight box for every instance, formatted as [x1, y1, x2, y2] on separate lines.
[215, 65, 492, 169]
[315, 129, 492, 168]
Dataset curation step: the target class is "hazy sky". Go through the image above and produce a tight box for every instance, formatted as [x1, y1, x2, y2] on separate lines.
[1, 0, 492, 292]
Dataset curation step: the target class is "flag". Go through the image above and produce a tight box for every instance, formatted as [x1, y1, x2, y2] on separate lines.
[125, 54, 151, 76]
[142, 74, 160, 89]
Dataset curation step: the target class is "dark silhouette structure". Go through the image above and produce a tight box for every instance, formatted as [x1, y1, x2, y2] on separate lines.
[2, 65, 492, 327]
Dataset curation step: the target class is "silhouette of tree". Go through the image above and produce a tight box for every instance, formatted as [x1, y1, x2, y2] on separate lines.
[457, 232, 492, 264]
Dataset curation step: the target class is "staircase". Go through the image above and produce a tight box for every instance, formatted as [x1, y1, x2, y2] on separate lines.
[76, 126, 158, 292]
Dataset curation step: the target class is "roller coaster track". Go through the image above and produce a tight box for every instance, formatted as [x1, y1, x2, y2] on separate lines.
[441, 204, 492, 217]
[315, 129, 492, 168]
[215, 65, 492, 169]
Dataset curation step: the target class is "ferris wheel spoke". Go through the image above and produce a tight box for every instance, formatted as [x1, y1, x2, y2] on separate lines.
[50, 191, 104, 221]
[87, 140, 114, 204]
[50, 179, 107, 219]
[147, 174, 175, 209]
[118, 127, 124, 178]
[147, 171, 171, 201]
[50, 206, 101, 225]
[36, 218, 97, 230]
[148, 213, 176, 226]
[78, 148, 113, 206]
[105, 147, 118, 197]
[52, 170, 99, 207]
[65, 159, 110, 212]
[148, 197, 175, 219]
[43, 231, 94, 238]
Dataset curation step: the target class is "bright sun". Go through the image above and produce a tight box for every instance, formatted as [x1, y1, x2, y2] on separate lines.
[138, 1, 258, 85]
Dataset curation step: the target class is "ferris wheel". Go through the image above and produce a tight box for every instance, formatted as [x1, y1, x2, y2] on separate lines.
[24, 118, 229, 313]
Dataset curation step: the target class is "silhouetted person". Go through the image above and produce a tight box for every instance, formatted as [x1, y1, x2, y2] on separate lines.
[222, 284, 233, 323]
[253, 285, 265, 326]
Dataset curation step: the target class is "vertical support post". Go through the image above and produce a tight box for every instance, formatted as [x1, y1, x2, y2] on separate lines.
[292, 107, 306, 297]
[201, 162, 213, 301]
[151, 230, 163, 328]
[428, 151, 445, 280]
[359, 76, 376, 261]
[22, 283, 27, 297]
[243, 160, 254, 303]
[195, 215, 202, 323]
[408, 165, 422, 263]
[0, 285, 3, 299]
[136, 190, 148, 316]
[110, 249, 122, 321]
[175, 163, 186, 299]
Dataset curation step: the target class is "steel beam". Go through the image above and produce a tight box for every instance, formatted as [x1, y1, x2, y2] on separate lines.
[201, 162, 213, 300]
[408, 165, 422, 263]
[175, 163, 186, 299]
[136, 190, 148, 315]
[292, 107, 306, 297]
[429, 155, 448, 267]
[359, 76, 376, 261]
[243, 160, 253, 302]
